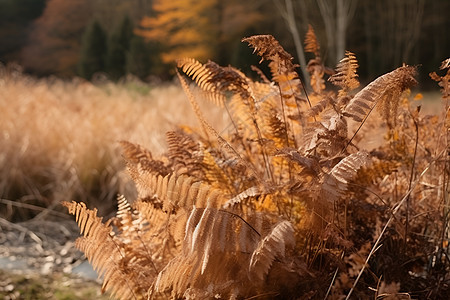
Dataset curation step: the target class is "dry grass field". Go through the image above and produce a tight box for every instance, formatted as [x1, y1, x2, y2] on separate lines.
[0, 64, 226, 220]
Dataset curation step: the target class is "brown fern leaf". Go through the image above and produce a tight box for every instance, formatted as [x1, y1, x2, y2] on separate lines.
[243, 35, 304, 103]
[223, 185, 272, 209]
[120, 140, 152, 164]
[177, 58, 251, 106]
[120, 140, 170, 177]
[115, 194, 133, 234]
[343, 65, 417, 124]
[305, 95, 332, 118]
[304, 24, 320, 57]
[177, 70, 253, 180]
[329, 51, 360, 98]
[136, 172, 228, 213]
[429, 58, 450, 100]
[242, 35, 294, 67]
[177, 58, 226, 107]
[120, 141, 170, 207]
[321, 151, 371, 204]
[153, 207, 261, 298]
[153, 206, 295, 298]
[249, 220, 295, 281]
[166, 130, 204, 177]
[297, 107, 348, 157]
[62, 201, 140, 299]
[307, 58, 326, 94]
[262, 105, 291, 149]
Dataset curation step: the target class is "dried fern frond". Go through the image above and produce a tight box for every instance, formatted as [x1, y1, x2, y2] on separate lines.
[329, 51, 359, 98]
[243, 35, 304, 104]
[153, 207, 261, 298]
[343, 65, 417, 125]
[242, 35, 294, 68]
[429, 58, 450, 100]
[304, 25, 320, 57]
[305, 96, 332, 118]
[321, 151, 371, 204]
[120, 140, 170, 177]
[307, 58, 326, 94]
[177, 58, 226, 107]
[177, 58, 251, 107]
[120, 140, 153, 164]
[223, 185, 271, 209]
[166, 130, 204, 177]
[154, 206, 296, 298]
[177, 70, 254, 180]
[62, 201, 140, 299]
[249, 220, 295, 281]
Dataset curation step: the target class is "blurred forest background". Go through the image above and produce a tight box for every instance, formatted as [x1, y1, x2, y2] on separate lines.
[0, 0, 448, 88]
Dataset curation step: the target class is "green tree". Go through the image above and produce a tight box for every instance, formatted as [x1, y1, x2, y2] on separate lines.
[126, 35, 151, 79]
[107, 15, 133, 80]
[78, 20, 107, 80]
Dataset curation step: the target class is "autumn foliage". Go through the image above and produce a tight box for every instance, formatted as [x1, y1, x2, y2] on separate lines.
[63, 31, 449, 299]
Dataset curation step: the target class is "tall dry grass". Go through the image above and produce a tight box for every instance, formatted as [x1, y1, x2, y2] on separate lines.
[0, 64, 226, 220]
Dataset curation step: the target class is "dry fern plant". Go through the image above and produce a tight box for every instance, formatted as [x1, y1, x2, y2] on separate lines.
[64, 30, 449, 299]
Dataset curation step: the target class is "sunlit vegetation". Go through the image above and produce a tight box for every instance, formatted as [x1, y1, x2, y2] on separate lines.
[63, 33, 449, 299]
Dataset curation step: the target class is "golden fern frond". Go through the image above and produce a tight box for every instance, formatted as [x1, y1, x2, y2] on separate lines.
[115, 194, 133, 234]
[177, 70, 253, 180]
[120, 140, 170, 177]
[153, 206, 295, 298]
[62, 201, 139, 300]
[242, 35, 294, 68]
[243, 35, 304, 104]
[153, 207, 259, 298]
[140, 172, 227, 213]
[177, 58, 251, 107]
[249, 220, 295, 281]
[307, 58, 326, 94]
[166, 130, 204, 177]
[120, 140, 152, 164]
[177, 58, 226, 107]
[321, 151, 371, 204]
[304, 24, 320, 57]
[343, 65, 417, 124]
[329, 51, 359, 98]
[261, 105, 290, 149]
[223, 185, 271, 209]
[297, 107, 348, 157]
[201, 149, 235, 191]
[305, 96, 332, 118]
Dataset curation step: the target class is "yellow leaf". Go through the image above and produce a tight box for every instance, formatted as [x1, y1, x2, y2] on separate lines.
[413, 93, 423, 101]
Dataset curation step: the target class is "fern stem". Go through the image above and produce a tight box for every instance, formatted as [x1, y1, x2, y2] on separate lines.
[219, 209, 261, 237]
[343, 101, 378, 153]
[405, 107, 420, 250]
